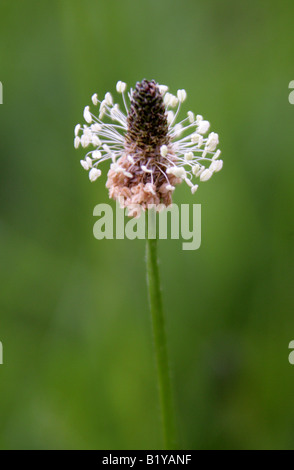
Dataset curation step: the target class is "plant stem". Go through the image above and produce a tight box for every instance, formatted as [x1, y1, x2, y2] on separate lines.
[146, 213, 177, 449]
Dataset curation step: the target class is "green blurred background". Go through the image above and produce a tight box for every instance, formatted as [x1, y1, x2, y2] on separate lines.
[1, 0, 294, 450]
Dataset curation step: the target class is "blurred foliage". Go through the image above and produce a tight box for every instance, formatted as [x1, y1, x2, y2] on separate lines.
[1, 0, 294, 450]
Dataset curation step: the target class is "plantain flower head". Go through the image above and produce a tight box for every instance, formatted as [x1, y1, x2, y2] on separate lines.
[74, 79, 223, 217]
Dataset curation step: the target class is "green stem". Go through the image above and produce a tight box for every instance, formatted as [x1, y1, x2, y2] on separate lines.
[146, 213, 177, 449]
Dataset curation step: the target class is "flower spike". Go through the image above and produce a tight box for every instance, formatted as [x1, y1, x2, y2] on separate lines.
[74, 79, 223, 216]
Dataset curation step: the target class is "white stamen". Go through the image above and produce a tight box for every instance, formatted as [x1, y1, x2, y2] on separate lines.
[74, 124, 81, 136]
[141, 165, 153, 174]
[91, 123, 102, 132]
[191, 133, 204, 147]
[206, 132, 219, 152]
[127, 155, 135, 164]
[92, 150, 102, 160]
[166, 184, 175, 192]
[185, 178, 193, 188]
[145, 183, 156, 195]
[211, 159, 223, 172]
[167, 111, 174, 125]
[187, 111, 195, 123]
[74, 136, 80, 148]
[160, 145, 168, 157]
[191, 185, 199, 194]
[116, 81, 127, 93]
[113, 165, 125, 174]
[196, 165, 206, 177]
[197, 120, 210, 134]
[81, 134, 90, 148]
[80, 160, 89, 170]
[91, 135, 101, 147]
[99, 99, 106, 111]
[158, 85, 169, 95]
[209, 161, 218, 173]
[169, 95, 179, 107]
[99, 100, 106, 119]
[103, 144, 111, 153]
[200, 169, 213, 182]
[83, 125, 91, 136]
[124, 171, 133, 178]
[212, 149, 221, 160]
[185, 152, 194, 161]
[89, 168, 101, 182]
[173, 123, 183, 137]
[91, 93, 98, 106]
[86, 157, 92, 168]
[110, 104, 120, 120]
[177, 89, 187, 103]
[217, 160, 223, 172]
[105, 92, 113, 106]
[167, 167, 186, 179]
[83, 106, 92, 124]
[192, 164, 201, 175]
[164, 93, 172, 106]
